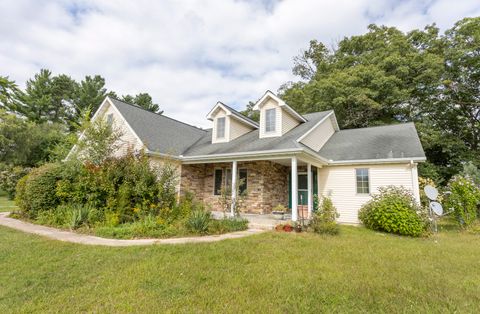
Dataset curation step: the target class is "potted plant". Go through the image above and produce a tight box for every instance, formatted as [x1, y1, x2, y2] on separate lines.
[283, 223, 293, 232]
[272, 204, 287, 220]
[293, 222, 303, 233]
[275, 224, 284, 231]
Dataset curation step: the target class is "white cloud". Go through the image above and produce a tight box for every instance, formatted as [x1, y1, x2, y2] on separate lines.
[0, 0, 479, 127]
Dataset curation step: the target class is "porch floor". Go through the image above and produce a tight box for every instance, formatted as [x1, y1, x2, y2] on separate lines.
[211, 211, 309, 230]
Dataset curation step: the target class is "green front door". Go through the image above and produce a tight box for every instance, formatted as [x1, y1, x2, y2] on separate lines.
[288, 167, 318, 209]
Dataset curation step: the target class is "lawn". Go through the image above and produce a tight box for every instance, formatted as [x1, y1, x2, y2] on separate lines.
[1, 224, 479, 312]
[0, 195, 17, 212]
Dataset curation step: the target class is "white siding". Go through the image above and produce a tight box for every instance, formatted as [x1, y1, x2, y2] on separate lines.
[259, 98, 300, 138]
[230, 118, 253, 140]
[211, 108, 254, 143]
[212, 109, 228, 144]
[300, 117, 335, 151]
[318, 163, 418, 224]
[282, 110, 300, 135]
[103, 102, 143, 157]
[259, 99, 282, 138]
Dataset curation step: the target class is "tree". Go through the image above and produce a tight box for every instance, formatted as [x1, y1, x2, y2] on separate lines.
[114, 92, 162, 114]
[240, 101, 259, 122]
[16, 69, 78, 123]
[0, 110, 67, 167]
[279, 18, 480, 183]
[73, 75, 108, 118]
[0, 76, 22, 111]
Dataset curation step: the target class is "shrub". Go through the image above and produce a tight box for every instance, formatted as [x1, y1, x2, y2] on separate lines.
[359, 186, 428, 237]
[16, 163, 63, 218]
[0, 164, 30, 199]
[445, 175, 480, 229]
[310, 196, 340, 235]
[186, 210, 211, 234]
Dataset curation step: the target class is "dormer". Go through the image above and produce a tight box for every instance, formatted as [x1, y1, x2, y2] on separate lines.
[253, 91, 306, 138]
[207, 102, 259, 144]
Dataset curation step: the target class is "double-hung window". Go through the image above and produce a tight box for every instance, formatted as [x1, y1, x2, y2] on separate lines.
[265, 108, 276, 133]
[213, 168, 248, 195]
[216, 117, 226, 139]
[355, 168, 370, 194]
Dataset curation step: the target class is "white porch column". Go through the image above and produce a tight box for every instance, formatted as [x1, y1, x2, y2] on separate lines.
[231, 160, 238, 216]
[291, 156, 298, 221]
[307, 163, 313, 219]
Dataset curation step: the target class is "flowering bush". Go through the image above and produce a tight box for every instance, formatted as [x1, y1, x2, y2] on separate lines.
[445, 175, 480, 229]
[359, 186, 429, 237]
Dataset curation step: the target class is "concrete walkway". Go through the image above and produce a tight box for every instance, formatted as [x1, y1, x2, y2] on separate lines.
[0, 212, 265, 247]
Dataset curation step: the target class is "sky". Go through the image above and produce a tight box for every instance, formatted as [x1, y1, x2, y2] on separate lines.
[1, 0, 480, 128]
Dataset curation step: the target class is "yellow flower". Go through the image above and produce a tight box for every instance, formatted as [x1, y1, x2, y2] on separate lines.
[133, 207, 140, 213]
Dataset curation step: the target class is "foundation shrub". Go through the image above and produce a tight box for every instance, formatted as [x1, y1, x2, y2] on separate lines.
[310, 196, 340, 235]
[359, 186, 428, 237]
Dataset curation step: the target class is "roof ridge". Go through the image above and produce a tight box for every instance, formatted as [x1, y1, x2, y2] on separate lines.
[109, 96, 207, 133]
[338, 122, 414, 132]
[218, 102, 259, 126]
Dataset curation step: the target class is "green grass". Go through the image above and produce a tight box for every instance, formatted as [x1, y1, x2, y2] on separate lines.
[0, 196, 16, 212]
[0, 225, 479, 312]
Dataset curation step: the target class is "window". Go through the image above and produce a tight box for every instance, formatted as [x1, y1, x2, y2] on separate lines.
[239, 169, 248, 195]
[213, 168, 248, 196]
[216, 117, 226, 139]
[265, 108, 276, 132]
[356, 168, 370, 194]
[106, 113, 113, 126]
[214, 169, 223, 195]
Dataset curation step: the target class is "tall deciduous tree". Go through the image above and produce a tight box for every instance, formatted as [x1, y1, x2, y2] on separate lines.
[279, 17, 480, 183]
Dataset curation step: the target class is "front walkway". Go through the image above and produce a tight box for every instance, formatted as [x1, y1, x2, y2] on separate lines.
[0, 212, 265, 246]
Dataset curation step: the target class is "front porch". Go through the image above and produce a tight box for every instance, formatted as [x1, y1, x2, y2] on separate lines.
[180, 156, 322, 221]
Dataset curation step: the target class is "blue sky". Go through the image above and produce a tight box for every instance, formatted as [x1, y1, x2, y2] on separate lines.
[1, 0, 479, 127]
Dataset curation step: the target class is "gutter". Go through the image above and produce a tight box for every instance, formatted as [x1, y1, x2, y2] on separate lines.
[327, 157, 427, 165]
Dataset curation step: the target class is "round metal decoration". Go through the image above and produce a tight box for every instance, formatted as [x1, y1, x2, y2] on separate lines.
[424, 185, 439, 201]
[430, 201, 443, 216]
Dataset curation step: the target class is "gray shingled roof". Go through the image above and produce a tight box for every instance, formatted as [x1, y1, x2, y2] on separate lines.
[220, 103, 259, 127]
[182, 111, 332, 156]
[110, 98, 207, 155]
[318, 123, 425, 161]
[110, 98, 425, 162]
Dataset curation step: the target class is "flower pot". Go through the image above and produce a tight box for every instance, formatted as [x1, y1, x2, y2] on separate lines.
[283, 224, 293, 232]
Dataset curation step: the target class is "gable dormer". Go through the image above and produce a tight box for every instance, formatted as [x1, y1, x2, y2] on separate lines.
[207, 102, 258, 144]
[253, 91, 306, 138]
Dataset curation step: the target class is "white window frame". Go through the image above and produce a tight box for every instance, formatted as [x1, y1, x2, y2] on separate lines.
[265, 108, 276, 133]
[355, 168, 370, 195]
[216, 117, 226, 139]
[106, 113, 114, 125]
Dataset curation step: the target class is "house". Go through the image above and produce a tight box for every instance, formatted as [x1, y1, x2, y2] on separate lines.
[86, 91, 425, 224]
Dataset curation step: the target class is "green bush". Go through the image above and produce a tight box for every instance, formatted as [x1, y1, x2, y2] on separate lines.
[310, 196, 340, 235]
[359, 186, 428, 237]
[186, 210, 211, 234]
[445, 175, 480, 229]
[0, 164, 30, 199]
[16, 163, 63, 218]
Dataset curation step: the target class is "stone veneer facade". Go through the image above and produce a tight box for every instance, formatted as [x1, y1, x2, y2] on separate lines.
[180, 161, 289, 214]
